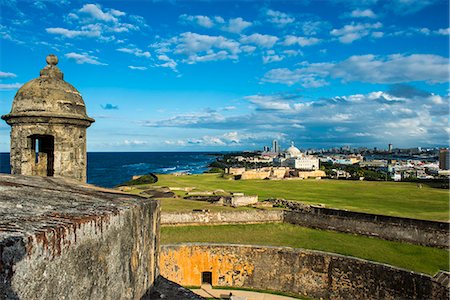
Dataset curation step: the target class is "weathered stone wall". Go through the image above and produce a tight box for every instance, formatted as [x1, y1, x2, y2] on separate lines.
[226, 195, 258, 207]
[0, 174, 160, 300]
[281, 205, 449, 249]
[160, 244, 449, 300]
[9, 122, 89, 182]
[161, 210, 283, 226]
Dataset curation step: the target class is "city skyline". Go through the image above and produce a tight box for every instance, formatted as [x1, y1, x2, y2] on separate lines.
[0, 0, 449, 151]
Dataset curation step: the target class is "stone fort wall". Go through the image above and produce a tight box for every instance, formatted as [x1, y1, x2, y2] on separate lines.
[160, 243, 449, 300]
[161, 201, 449, 248]
[161, 210, 283, 226]
[0, 174, 160, 300]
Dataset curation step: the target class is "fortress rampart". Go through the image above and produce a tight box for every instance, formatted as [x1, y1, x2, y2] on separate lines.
[0, 174, 160, 300]
[161, 200, 449, 248]
[160, 243, 449, 300]
[161, 210, 283, 226]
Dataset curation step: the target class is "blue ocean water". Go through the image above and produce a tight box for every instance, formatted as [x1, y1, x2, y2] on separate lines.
[0, 152, 217, 188]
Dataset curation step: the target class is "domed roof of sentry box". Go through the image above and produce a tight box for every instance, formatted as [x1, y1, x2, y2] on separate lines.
[1, 54, 94, 125]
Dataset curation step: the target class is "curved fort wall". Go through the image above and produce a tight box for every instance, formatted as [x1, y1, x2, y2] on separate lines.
[160, 243, 449, 300]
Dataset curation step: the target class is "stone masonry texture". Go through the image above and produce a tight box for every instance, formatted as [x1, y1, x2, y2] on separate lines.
[160, 243, 449, 300]
[0, 174, 160, 300]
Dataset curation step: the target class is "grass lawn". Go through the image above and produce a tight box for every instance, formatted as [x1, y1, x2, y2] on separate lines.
[153, 174, 449, 221]
[161, 223, 449, 276]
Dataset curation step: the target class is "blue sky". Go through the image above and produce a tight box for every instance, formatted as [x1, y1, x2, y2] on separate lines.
[0, 0, 449, 152]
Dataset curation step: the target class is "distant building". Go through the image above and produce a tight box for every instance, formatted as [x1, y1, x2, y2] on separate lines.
[274, 143, 320, 171]
[439, 149, 449, 170]
[272, 140, 280, 154]
[388, 143, 393, 153]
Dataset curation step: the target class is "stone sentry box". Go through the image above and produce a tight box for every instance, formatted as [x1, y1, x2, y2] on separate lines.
[0, 174, 160, 300]
[1, 54, 95, 182]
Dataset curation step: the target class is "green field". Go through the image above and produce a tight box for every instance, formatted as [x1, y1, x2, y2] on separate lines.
[150, 174, 449, 221]
[161, 223, 449, 276]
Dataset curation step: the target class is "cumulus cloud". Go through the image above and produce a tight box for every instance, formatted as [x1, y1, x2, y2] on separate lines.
[180, 14, 252, 33]
[165, 131, 286, 148]
[146, 86, 449, 147]
[350, 9, 377, 18]
[179, 14, 215, 28]
[46, 27, 101, 38]
[0, 71, 17, 78]
[155, 54, 178, 71]
[265, 9, 295, 26]
[240, 33, 278, 48]
[46, 3, 142, 41]
[282, 35, 321, 47]
[65, 52, 107, 65]
[262, 51, 284, 64]
[151, 32, 241, 65]
[78, 4, 122, 23]
[330, 22, 382, 43]
[436, 28, 450, 35]
[222, 17, 252, 34]
[117, 47, 151, 58]
[300, 21, 329, 36]
[262, 54, 449, 86]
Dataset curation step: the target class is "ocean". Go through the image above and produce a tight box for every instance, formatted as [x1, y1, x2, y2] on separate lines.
[0, 152, 217, 188]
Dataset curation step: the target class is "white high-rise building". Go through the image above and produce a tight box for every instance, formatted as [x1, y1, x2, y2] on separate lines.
[272, 140, 280, 154]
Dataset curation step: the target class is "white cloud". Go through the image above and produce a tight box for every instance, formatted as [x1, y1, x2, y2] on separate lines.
[47, 4, 142, 41]
[180, 14, 251, 33]
[78, 4, 119, 22]
[172, 32, 241, 64]
[149, 87, 449, 147]
[282, 35, 321, 47]
[262, 66, 330, 87]
[436, 28, 450, 35]
[123, 139, 147, 146]
[350, 9, 377, 18]
[180, 14, 214, 28]
[117, 47, 151, 58]
[128, 66, 147, 70]
[263, 54, 284, 64]
[330, 22, 382, 43]
[245, 95, 292, 110]
[371, 31, 384, 38]
[0, 83, 22, 90]
[240, 45, 256, 53]
[0, 71, 17, 78]
[300, 21, 328, 36]
[65, 52, 107, 65]
[156, 54, 178, 71]
[266, 9, 295, 26]
[221, 17, 252, 33]
[240, 33, 278, 48]
[262, 54, 449, 86]
[46, 27, 100, 38]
